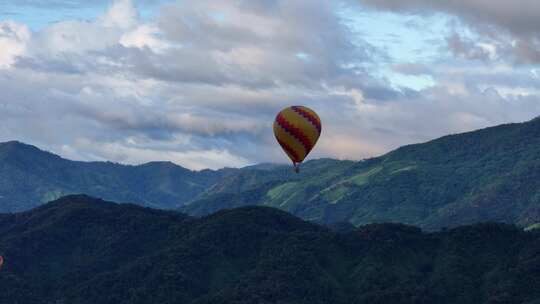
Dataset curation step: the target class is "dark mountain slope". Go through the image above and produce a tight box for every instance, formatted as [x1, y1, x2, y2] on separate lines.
[184, 118, 540, 230]
[0, 195, 539, 304]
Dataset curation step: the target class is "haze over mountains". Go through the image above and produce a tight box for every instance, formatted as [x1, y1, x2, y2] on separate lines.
[0, 195, 539, 304]
[2, 117, 540, 229]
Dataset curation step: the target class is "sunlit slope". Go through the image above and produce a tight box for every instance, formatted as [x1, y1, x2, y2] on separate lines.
[185, 118, 540, 230]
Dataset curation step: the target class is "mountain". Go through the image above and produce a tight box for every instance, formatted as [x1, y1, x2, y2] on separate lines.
[3, 117, 540, 230]
[183, 118, 540, 230]
[0, 141, 240, 212]
[0, 195, 539, 304]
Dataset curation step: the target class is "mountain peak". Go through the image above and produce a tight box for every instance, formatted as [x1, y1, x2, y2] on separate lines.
[141, 161, 182, 168]
[137, 161, 192, 174]
[1, 140, 55, 153]
[0, 140, 36, 150]
[1, 140, 24, 145]
[46, 194, 111, 207]
[0, 140, 62, 162]
[28, 194, 190, 226]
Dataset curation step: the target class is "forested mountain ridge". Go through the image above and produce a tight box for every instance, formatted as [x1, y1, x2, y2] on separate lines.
[0, 195, 539, 304]
[2, 117, 540, 229]
[0, 140, 239, 212]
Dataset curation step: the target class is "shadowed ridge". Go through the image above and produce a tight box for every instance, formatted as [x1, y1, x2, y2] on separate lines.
[0, 195, 539, 303]
[0, 195, 191, 243]
[20, 194, 190, 217]
[198, 205, 324, 234]
[354, 222, 424, 244]
[0, 195, 192, 294]
[326, 221, 356, 233]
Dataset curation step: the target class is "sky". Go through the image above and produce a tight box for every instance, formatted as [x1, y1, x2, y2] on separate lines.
[0, 0, 539, 170]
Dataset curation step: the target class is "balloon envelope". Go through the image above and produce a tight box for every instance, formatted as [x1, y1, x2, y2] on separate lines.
[273, 106, 321, 166]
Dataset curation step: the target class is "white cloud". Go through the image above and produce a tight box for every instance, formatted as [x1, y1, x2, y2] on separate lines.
[66, 138, 249, 170]
[0, 21, 30, 68]
[0, 0, 539, 170]
[99, 0, 139, 30]
[120, 24, 170, 53]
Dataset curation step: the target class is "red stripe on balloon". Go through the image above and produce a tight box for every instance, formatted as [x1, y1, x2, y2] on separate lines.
[291, 106, 321, 134]
[276, 113, 313, 152]
[277, 138, 300, 163]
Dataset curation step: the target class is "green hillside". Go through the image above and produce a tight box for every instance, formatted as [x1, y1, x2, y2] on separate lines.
[0, 195, 539, 304]
[184, 118, 540, 230]
[2, 117, 540, 230]
[526, 223, 540, 231]
[0, 141, 237, 212]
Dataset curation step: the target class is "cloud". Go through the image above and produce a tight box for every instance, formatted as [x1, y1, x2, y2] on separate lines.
[0, 0, 384, 169]
[358, 0, 540, 63]
[358, 0, 540, 34]
[0, 21, 30, 67]
[0, 0, 539, 170]
[392, 63, 431, 76]
[120, 24, 170, 52]
[4, 0, 163, 9]
[445, 33, 499, 61]
[63, 138, 249, 170]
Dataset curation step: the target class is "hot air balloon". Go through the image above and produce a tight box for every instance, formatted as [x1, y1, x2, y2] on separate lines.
[0, 256, 4, 269]
[273, 106, 321, 173]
